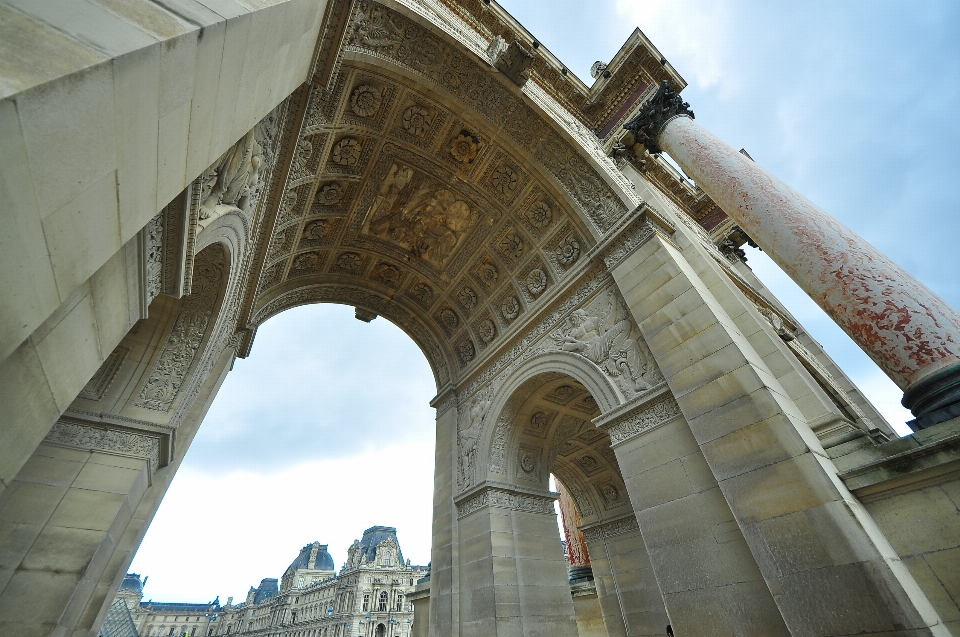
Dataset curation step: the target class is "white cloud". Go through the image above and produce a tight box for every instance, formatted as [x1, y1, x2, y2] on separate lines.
[614, 0, 735, 93]
[132, 442, 436, 603]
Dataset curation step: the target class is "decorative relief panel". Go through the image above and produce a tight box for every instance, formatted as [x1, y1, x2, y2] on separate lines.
[298, 218, 343, 251]
[524, 409, 555, 439]
[595, 479, 625, 510]
[406, 278, 436, 310]
[197, 110, 280, 230]
[456, 486, 555, 519]
[289, 250, 330, 279]
[134, 245, 226, 412]
[518, 189, 558, 240]
[394, 98, 445, 147]
[144, 212, 163, 305]
[458, 388, 493, 490]
[45, 419, 163, 474]
[347, 1, 628, 232]
[363, 162, 479, 269]
[517, 444, 541, 482]
[550, 287, 662, 398]
[344, 80, 397, 130]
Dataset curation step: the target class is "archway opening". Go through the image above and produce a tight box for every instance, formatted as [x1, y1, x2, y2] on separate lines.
[468, 368, 670, 636]
[129, 303, 436, 608]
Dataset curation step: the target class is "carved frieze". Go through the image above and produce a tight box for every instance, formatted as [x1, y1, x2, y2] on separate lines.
[600, 391, 682, 446]
[456, 486, 555, 518]
[134, 244, 227, 412]
[44, 419, 164, 474]
[581, 515, 639, 543]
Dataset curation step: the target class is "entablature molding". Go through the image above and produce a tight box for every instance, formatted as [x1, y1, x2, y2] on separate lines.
[44, 416, 172, 479]
[580, 513, 639, 543]
[454, 481, 557, 519]
[593, 384, 682, 447]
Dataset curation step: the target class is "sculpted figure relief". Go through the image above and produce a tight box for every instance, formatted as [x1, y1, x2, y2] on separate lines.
[553, 289, 652, 394]
[197, 113, 277, 229]
[365, 163, 477, 268]
[458, 389, 492, 488]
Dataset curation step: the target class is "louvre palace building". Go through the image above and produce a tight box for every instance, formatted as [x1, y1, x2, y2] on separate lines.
[1, 0, 959, 635]
[107, 527, 428, 637]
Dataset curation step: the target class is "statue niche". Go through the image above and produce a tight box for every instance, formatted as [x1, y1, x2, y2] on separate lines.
[363, 163, 477, 268]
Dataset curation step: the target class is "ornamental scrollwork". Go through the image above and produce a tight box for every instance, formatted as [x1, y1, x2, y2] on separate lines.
[605, 393, 682, 446]
[44, 419, 163, 474]
[582, 516, 640, 543]
[135, 244, 226, 412]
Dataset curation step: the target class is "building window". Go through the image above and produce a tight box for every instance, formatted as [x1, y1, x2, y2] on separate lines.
[362, 595, 369, 612]
[378, 592, 388, 612]
[298, 576, 305, 589]
[395, 593, 403, 612]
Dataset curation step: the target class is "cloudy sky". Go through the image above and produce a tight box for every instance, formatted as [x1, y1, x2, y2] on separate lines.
[130, 0, 960, 603]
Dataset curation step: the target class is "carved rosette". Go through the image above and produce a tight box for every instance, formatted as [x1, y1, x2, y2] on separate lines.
[623, 80, 694, 155]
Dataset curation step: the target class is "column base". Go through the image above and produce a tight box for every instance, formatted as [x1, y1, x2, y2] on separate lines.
[568, 565, 595, 584]
[903, 362, 960, 430]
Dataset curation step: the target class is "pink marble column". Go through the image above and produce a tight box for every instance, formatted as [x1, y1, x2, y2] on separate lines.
[556, 481, 592, 583]
[626, 82, 960, 427]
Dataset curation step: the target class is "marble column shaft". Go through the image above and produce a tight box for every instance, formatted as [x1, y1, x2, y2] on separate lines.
[656, 111, 960, 413]
[556, 481, 590, 571]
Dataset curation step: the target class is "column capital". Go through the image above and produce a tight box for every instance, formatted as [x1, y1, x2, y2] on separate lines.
[623, 80, 694, 154]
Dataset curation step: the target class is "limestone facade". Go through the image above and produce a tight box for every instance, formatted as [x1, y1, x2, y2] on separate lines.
[1, 0, 959, 636]
[113, 528, 426, 637]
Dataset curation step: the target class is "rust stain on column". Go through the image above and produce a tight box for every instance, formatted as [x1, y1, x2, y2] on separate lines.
[557, 481, 590, 569]
[661, 116, 960, 390]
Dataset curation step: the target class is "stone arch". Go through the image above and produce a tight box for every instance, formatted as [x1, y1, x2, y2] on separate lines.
[459, 358, 668, 637]
[479, 353, 631, 524]
[471, 350, 622, 494]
